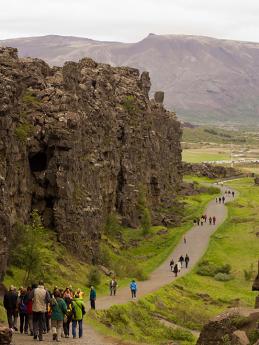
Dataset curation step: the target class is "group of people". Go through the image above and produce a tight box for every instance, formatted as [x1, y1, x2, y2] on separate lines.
[109, 278, 138, 299]
[3, 281, 88, 341]
[194, 214, 216, 226]
[170, 254, 190, 277]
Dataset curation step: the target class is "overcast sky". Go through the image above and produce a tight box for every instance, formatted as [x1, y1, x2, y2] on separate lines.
[1, 0, 259, 42]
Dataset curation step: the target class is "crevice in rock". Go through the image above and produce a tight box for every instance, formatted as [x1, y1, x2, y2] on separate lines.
[115, 162, 126, 214]
[29, 151, 47, 172]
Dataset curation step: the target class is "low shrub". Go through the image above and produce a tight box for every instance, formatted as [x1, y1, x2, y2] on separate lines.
[214, 273, 232, 281]
[197, 260, 232, 277]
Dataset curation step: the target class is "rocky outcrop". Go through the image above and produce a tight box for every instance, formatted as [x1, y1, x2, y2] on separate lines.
[197, 309, 259, 345]
[182, 162, 242, 179]
[0, 47, 182, 278]
[0, 327, 12, 345]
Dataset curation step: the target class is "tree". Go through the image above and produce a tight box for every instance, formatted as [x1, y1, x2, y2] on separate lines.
[11, 210, 50, 284]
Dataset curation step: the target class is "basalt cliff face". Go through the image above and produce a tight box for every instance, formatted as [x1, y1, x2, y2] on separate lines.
[0, 47, 182, 280]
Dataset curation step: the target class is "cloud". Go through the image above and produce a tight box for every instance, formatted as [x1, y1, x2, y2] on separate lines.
[1, 0, 259, 42]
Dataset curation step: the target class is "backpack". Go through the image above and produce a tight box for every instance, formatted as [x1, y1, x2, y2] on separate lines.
[19, 297, 27, 314]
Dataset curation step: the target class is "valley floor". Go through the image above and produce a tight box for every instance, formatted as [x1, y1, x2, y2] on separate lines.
[12, 182, 235, 344]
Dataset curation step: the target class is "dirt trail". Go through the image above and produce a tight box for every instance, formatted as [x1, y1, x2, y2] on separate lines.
[13, 183, 236, 345]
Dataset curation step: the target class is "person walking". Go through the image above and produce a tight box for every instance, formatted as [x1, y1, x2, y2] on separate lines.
[209, 217, 212, 225]
[184, 237, 187, 244]
[169, 259, 174, 271]
[219, 197, 221, 204]
[232, 191, 235, 197]
[109, 278, 118, 296]
[216, 198, 218, 203]
[179, 255, 184, 268]
[203, 215, 207, 223]
[50, 289, 67, 342]
[17, 288, 29, 334]
[185, 254, 190, 268]
[63, 293, 73, 338]
[30, 280, 51, 341]
[212, 216, 216, 225]
[222, 196, 225, 204]
[72, 293, 85, 339]
[177, 260, 181, 273]
[26, 287, 33, 336]
[197, 219, 200, 226]
[89, 286, 96, 310]
[3, 285, 18, 331]
[130, 280, 137, 299]
[173, 264, 178, 277]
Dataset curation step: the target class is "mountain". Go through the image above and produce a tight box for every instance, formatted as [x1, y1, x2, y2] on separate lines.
[2, 33, 259, 125]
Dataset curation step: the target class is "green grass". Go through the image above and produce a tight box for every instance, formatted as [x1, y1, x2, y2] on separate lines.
[182, 149, 230, 163]
[92, 177, 258, 344]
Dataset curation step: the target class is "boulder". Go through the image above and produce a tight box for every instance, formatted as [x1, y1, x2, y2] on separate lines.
[0, 327, 12, 345]
[154, 91, 164, 104]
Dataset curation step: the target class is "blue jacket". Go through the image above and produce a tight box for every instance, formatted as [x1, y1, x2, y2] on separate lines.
[130, 282, 137, 291]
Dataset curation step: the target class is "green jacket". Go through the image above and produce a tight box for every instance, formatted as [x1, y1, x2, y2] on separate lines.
[72, 297, 85, 321]
[51, 297, 67, 321]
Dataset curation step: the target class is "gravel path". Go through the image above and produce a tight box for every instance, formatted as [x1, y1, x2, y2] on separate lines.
[13, 183, 236, 344]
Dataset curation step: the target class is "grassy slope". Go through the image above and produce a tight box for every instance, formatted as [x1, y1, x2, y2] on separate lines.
[92, 177, 258, 345]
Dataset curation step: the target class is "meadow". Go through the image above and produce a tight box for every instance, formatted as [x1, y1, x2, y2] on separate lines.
[92, 177, 259, 345]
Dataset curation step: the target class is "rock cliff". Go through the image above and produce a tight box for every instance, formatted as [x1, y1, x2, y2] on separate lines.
[0, 47, 182, 279]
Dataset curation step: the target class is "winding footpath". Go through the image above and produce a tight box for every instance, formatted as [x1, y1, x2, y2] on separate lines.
[13, 183, 236, 345]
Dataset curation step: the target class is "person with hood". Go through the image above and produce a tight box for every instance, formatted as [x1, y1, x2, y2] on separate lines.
[3, 285, 18, 330]
[72, 293, 85, 339]
[17, 288, 29, 334]
[89, 286, 96, 310]
[130, 280, 137, 299]
[50, 289, 67, 342]
[30, 280, 51, 341]
[185, 254, 190, 268]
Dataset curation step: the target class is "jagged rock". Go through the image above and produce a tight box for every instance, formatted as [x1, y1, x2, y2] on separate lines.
[182, 162, 242, 179]
[0, 327, 12, 345]
[197, 308, 259, 345]
[0, 47, 182, 278]
[233, 330, 250, 345]
[154, 91, 164, 104]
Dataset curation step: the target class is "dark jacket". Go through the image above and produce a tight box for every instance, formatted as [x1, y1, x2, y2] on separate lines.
[4, 290, 18, 310]
[89, 289, 96, 300]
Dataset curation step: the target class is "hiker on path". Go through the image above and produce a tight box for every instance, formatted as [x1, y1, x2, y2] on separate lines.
[222, 196, 225, 204]
[169, 259, 174, 271]
[177, 260, 181, 273]
[203, 215, 207, 222]
[17, 288, 29, 334]
[219, 197, 221, 204]
[179, 255, 184, 268]
[232, 191, 235, 197]
[197, 219, 200, 226]
[63, 289, 74, 338]
[89, 286, 96, 310]
[185, 254, 190, 268]
[4, 285, 18, 330]
[30, 280, 51, 341]
[50, 289, 67, 342]
[184, 237, 187, 244]
[216, 198, 218, 203]
[173, 264, 178, 277]
[209, 217, 212, 225]
[109, 278, 118, 296]
[193, 219, 197, 225]
[213, 216, 216, 225]
[26, 287, 33, 336]
[130, 280, 137, 299]
[72, 293, 85, 339]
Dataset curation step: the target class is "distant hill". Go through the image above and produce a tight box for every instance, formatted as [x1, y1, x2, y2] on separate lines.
[2, 33, 259, 125]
